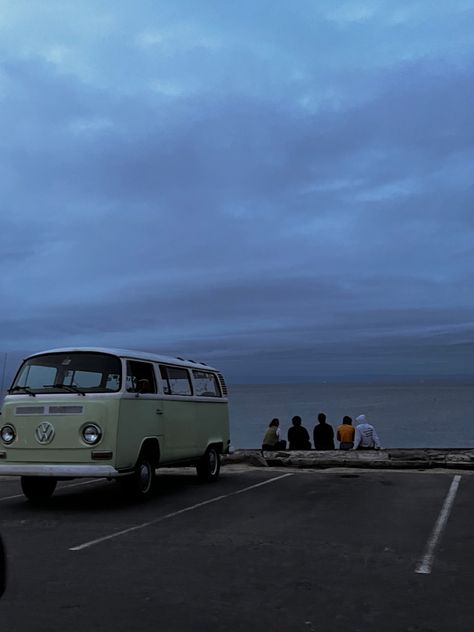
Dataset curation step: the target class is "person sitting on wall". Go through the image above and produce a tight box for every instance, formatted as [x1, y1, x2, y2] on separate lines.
[313, 413, 335, 450]
[287, 416, 311, 450]
[262, 418, 287, 451]
[353, 414, 382, 450]
[336, 416, 355, 451]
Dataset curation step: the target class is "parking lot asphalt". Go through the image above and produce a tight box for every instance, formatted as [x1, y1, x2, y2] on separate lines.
[0, 467, 472, 632]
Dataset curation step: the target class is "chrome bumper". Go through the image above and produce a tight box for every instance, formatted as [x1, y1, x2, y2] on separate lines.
[0, 464, 120, 478]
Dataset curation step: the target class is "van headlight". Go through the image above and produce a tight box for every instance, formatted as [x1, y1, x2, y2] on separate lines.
[81, 423, 102, 445]
[1, 425, 16, 444]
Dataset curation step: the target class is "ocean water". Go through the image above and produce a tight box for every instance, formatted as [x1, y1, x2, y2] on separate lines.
[227, 382, 474, 449]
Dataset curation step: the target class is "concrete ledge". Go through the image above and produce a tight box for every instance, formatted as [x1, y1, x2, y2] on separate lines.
[222, 448, 474, 470]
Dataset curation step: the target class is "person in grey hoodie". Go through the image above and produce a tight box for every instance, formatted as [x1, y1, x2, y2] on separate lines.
[353, 414, 382, 450]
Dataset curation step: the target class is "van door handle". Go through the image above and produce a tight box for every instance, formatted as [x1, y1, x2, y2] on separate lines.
[155, 408, 163, 415]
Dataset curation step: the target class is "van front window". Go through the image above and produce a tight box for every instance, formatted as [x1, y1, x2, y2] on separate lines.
[10, 353, 122, 394]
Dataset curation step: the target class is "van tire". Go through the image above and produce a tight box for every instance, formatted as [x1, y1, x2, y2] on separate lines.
[135, 454, 156, 497]
[120, 453, 156, 499]
[196, 446, 220, 482]
[21, 477, 57, 503]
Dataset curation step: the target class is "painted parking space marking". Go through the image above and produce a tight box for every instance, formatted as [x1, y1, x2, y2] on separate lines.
[415, 474, 462, 575]
[70, 473, 293, 551]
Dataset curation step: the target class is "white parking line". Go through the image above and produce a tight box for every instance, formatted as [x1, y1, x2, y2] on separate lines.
[70, 473, 293, 551]
[0, 479, 103, 503]
[415, 474, 461, 575]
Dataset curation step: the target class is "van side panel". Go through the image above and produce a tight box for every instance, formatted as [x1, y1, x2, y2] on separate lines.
[159, 399, 199, 462]
[194, 400, 230, 453]
[115, 397, 163, 470]
[115, 397, 229, 468]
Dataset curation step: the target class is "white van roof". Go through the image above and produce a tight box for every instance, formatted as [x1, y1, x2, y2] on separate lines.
[27, 347, 218, 371]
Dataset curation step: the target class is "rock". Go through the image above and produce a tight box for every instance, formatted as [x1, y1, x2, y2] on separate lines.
[246, 454, 269, 467]
[222, 448, 474, 470]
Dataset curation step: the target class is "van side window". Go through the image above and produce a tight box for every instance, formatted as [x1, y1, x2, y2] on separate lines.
[192, 370, 221, 397]
[160, 366, 192, 396]
[126, 361, 157, 393]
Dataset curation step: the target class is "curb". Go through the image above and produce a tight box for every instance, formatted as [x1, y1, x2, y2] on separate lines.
[222, 448, 474, 470]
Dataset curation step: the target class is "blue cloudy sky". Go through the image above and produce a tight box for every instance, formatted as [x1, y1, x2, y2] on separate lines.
[1, 0, 474, 383]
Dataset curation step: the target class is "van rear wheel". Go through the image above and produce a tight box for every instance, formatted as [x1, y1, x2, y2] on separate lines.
[196, 447, 220, 482]
[21, 477, 57, 502]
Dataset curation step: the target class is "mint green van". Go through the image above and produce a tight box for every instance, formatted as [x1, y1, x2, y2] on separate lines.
[0, 347, 230, 501]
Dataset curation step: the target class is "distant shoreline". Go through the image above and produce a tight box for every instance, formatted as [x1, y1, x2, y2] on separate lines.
[228, 376, 474, 386]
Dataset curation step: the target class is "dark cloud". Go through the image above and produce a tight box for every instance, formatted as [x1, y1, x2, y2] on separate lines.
[1, 3, 474, 381]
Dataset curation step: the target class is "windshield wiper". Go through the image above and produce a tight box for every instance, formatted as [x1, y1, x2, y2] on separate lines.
[42, 384, 86, 396]
[9, 386, 36, 397]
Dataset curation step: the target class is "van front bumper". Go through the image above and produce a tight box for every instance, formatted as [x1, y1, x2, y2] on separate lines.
[0, 464, 120, 478]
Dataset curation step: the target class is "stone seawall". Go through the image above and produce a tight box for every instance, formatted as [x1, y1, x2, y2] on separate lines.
[222, 448, 474, 470]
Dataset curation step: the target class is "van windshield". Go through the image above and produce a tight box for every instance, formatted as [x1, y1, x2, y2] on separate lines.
[10, 352, 122, 394]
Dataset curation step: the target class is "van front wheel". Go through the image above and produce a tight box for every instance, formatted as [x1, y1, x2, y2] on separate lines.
[136, 456, 155, 496]
[21, 476, 57, 502]
[121, 454, 156, 499]
[196, 447, 220, 482]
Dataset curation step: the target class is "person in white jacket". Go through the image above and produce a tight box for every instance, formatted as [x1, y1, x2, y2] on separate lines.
[353, 414, 382, 450]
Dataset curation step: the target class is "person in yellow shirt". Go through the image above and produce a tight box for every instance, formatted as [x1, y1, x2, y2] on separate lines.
[336, 416, 355, 450]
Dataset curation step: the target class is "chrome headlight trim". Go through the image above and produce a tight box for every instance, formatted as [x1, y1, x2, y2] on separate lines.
[1, 425, 16, 445]
[81, 423, 102, 445]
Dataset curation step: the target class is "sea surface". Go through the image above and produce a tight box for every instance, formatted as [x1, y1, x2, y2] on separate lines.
[227, 382, 474, 449]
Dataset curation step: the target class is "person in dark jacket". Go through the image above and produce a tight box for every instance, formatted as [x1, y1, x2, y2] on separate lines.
[287, 416, 311, 450]
[313, 412, 335, 450]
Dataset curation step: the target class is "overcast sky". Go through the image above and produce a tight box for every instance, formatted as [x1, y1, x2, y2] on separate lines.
[1, 1, 474, 383]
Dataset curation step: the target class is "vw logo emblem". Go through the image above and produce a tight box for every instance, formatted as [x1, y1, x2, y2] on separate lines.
[35, 422, 55, 445]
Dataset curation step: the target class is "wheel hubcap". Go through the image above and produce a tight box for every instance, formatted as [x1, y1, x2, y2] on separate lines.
[208, 451, 217, 475]
[139, 462, 151, 492]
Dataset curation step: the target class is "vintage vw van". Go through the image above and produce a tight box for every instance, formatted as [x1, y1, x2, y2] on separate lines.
[0, 347, 230, 501]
